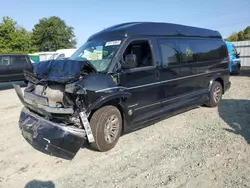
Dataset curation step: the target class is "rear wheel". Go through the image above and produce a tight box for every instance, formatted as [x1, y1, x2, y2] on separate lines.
[206, 81, 223, 107]
[90, 105, 122, 152]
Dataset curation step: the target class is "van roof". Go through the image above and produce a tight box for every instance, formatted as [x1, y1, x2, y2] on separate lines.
[88, 22, 222, 41]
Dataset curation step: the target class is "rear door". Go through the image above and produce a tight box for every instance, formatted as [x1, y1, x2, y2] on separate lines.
[157, 38, 196, 110]
[194, 39, 228, 91]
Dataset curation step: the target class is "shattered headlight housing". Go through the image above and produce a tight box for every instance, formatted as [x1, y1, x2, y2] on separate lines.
[65, 83, 87, 94]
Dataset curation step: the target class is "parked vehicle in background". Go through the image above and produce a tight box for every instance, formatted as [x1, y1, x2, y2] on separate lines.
[13, 22, 231, 159]
[225, 41, 241, 75]
[0, 54, 33, 83]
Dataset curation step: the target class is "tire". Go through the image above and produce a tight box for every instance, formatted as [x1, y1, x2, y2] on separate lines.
[90, 105, 122, 152]
[206, 81, 223, 107]
[234, 64, 241, 75]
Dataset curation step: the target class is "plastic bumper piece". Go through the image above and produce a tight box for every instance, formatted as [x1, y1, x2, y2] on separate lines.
[19, 107, 86, 160]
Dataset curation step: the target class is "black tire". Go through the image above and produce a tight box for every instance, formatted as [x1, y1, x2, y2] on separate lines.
[234, 64, 241, 75]
[206, 81, 223, 107]
[90, 105, 122, 152]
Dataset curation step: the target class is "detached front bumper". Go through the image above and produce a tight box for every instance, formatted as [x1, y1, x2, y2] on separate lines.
[19, 107, 86, 159]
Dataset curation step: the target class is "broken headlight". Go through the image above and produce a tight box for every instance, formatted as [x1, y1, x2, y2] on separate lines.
[65, 83, 87, 94]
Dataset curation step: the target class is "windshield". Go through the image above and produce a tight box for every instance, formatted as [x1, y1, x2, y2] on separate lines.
[70, 39, 122, 72]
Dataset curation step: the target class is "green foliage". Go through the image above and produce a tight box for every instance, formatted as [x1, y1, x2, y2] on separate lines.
[0, 16, 77, 54]
[243, 26, 250, 40]
[226, 26, 250, 42]
[0, 16, 32, 53]
[226, 32, 238, 42]
[31, 16, 76, 52]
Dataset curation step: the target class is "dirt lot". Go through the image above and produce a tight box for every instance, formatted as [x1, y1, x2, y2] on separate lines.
[0, 72, 250, 188]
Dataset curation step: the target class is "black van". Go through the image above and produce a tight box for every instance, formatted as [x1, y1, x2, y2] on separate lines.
[14, 22, 231, 159]
[0, 54, 33, 83]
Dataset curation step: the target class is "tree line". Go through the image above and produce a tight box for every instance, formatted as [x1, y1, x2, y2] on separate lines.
[226, 26, 250, 42]
[0, 16, 77, 54]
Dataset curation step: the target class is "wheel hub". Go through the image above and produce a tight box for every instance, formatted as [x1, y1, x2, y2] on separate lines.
[104, 115, 119, 143]
[213, 86, 221, 103]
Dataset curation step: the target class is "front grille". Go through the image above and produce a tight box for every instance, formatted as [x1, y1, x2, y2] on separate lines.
[24, 91, 48, 106]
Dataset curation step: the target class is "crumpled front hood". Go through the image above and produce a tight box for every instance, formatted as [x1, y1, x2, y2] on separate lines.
[34, 59, 96, 83]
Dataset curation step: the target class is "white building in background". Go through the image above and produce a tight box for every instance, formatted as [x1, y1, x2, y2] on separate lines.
[31, 48, 77, 62]
[231, 40, 250, 67]
[36, 52, 58, 61]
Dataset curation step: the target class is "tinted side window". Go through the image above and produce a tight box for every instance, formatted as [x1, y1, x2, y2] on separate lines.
[178, 40, 197, 63]
[11, 56, 27, 66]
[0, 56, 10, 66]
[158, 39, 180, 66]
[195, 40, 227, 61]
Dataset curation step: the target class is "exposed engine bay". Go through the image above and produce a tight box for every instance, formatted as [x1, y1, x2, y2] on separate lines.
[24, 83, 72, 107]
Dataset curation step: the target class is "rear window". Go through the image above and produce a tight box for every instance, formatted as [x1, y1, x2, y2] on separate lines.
[194, 40, 227, 61]
[158, 38, 227, 66]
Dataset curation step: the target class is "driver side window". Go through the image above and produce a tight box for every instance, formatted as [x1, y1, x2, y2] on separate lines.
[123, 40, 154, 68]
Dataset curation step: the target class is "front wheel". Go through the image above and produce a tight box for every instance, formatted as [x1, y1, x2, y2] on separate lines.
[90, 105, 122, 152]
[206, 81, 223, 107]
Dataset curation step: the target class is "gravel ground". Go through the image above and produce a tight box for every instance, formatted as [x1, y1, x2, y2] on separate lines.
[0, 73, 250, 188]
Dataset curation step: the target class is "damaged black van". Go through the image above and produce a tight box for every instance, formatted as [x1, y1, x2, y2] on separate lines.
[14, 22, 231, 159]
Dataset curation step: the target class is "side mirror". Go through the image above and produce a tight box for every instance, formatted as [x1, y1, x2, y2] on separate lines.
[122, 54, 137, 69]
